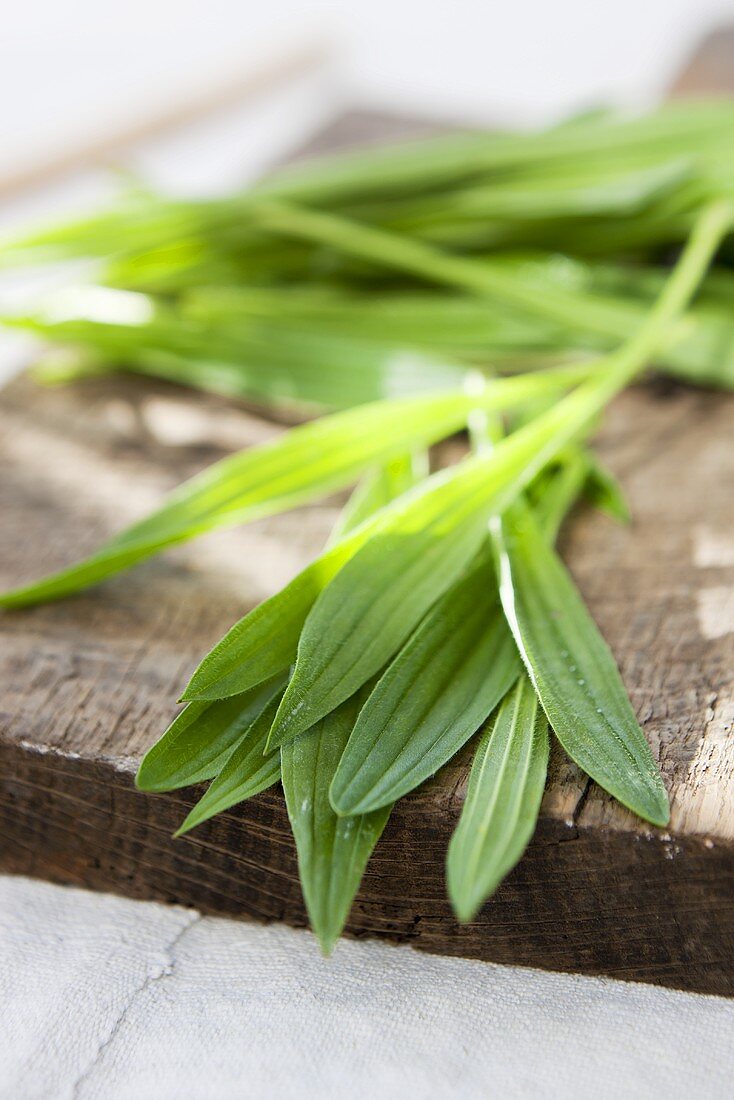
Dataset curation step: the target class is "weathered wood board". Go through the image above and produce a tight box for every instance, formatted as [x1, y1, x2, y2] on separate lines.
[2, 78, 734, 995]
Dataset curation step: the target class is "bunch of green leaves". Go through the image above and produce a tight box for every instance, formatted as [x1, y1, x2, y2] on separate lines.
[2, 101, 734, 410]
[2, 199, 730, 951]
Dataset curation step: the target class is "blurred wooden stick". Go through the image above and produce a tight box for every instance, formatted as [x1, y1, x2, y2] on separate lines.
[0, 39, 329, 200]
[669, 25, 734, 97]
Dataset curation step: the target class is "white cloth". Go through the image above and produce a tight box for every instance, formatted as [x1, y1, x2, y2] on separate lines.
[1, 875, 732, 1100]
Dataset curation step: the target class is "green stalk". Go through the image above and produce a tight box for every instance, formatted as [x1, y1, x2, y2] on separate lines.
[535, 453, 591, 542]
[250, 102, 734, 206]
[251, 198, 731, 365]
[0, 368, 590, 611]
[435, 200, 731, 525]
[576, 198, 734, 394]
[480, 199, 732, 490]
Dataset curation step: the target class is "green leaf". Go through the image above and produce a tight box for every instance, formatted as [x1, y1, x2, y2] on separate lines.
[180, 501, 400, 702]
[181, 403, 556, 707]
[263, 428, 588, 747]
[492, 502, 669, 825]
[398, 158, 692, 227]
[524, 449, 590, 543]
[466, 254, 734, 388]
[135, 673, 285, 792]
[446, 675, 549, 922]
[264, 310, 672, 750]
[584, 457, 631, 524]
[330, 553, 520, 815]
[256, 100, 734, 210]
[254, 196, 732, 393]
[327, 453, 428, 544]
[276, 449, 419, 951]
[160, 454, 422, 826]
[0, 373, 580, 610]
[183, 283, 568, 361]
[3, 102, 731, 268]
[8, 305, 464, 412]
[173, 694, 283, 836]
[268, 488, 491, 748]
[181, 457, 430, 703]
[281, 692, 391, 955]
[329, 450, 590, 817]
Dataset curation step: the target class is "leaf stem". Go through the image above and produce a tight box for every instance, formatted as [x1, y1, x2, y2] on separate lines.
[471, 198, 733, 484]
[253, 197, 732, 384]
[584, 197, 734, 396]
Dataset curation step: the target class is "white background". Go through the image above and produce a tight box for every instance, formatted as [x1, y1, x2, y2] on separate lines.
[2, 0, 734, 181]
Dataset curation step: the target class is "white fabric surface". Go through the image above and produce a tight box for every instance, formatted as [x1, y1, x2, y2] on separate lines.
[1, 875, 732, 1100]
[2, 0, 734, 169]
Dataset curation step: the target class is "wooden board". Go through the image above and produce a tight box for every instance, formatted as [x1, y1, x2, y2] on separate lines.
[2, 53, 734, 995]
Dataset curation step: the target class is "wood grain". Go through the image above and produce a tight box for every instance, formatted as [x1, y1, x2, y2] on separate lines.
[670, 25, 734, 97]
[2, 54, 734, 994]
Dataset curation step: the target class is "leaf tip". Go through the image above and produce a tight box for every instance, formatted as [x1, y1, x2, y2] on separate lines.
[449, 892, 480, 925]
[0, 590, 30, 611]
[626, 775, 669, 828]
[172, 818, 195, 839]
[649, 794, 671, 830]
[134, 763, 154, 791]
[178, 670, 215, 703]
[178, 681, 202, 703]
[264, 709, 297, 752]
[327, 778, 351, 817]
[178, 685, 227, 703]
[134, 760, 175, 794]
[313, 923, 341, 957]
[328, 767, 383, 818]
[329, 790, 371, 817]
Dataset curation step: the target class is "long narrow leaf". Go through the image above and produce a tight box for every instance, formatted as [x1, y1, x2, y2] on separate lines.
[0, 373, 582, 609]
[281, 692, 391, 955]
[327, 453, 427, 544]
[181, 408, 566, 707]
[180, 472, 432, 703]
[252, 196, 731, 392]
[154, 454, 422, 824]
[492, 502, 669, 825]
[277, 458, 417, 955]
[263, 283, 688, 751]
[446, 675, 549, 921]
[135, 673, 285, 792]
[330, 554, 520, 814]
[583, 457, 631, 524]
[173, 695, 283, 835]
[329, 451, 590, 817]
[8, 306, 464, 411]
[263, 360, 631, 749]
[268, 505, 490, 747]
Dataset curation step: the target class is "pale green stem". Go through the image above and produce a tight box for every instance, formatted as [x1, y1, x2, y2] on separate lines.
[473, 198, 733, 483]
[251, 199, 730, 350]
